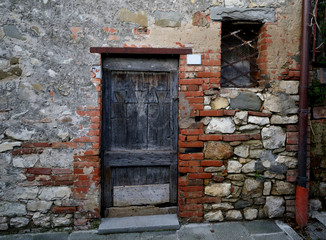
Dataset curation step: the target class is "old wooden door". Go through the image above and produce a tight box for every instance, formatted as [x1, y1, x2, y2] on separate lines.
[102, 56, 178, 216]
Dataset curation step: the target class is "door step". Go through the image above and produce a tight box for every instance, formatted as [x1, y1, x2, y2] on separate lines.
[98, 214, 180, 234]
[107, 206, 177, 217]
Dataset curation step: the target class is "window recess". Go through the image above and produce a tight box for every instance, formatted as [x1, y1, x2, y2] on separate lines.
[221, 22, 262, 88]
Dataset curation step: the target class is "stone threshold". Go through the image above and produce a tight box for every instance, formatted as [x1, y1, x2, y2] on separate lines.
[98, 214, 180, 234]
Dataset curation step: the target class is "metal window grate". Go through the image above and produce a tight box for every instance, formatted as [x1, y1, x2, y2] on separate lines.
[221, 22, 261, 88]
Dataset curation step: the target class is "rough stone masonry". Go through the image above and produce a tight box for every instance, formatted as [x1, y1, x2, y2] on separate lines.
[0, 0, 307, 234]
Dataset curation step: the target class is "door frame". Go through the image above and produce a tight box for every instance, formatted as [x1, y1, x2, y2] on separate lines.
[100, 54, 182, 216]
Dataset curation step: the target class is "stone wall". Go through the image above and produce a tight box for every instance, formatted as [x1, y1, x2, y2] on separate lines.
[309, 68, 326, 215]
[0, 0, 302, 233]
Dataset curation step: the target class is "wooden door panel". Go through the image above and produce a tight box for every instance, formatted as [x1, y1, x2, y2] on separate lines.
[102, 57, 178, 215]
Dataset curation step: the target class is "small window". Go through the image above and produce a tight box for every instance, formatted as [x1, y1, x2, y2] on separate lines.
[221, 22, 261, 88]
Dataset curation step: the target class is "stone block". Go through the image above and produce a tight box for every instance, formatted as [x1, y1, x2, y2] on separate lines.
[234, 145, 249, 158]
[261, 126, 286, 149]
[5, 128, 34, 141]
[271, 181, 295, 195]
[242, 161, 256, 173]
[212, 203, 234, 210]
[52, 214, 73, 227]
[205, 183, 231, 197]
[0, 142, 21, 153]
[264, 196, 285, 218]
[229, 92, 262, 111]
[210, 7, 276, 23]
[263, 182, 272, 195]
[32, 212, 51, 228]
[244, 208, 258, 220]
[278, 81, 299, 94]
[205, 141, 233, 160]
[242, 179, 263, 198]
[39, 187, 71, 201]
[0, 201, 26, 217]
[227, 161, 242, 173]
[211, 97, 229, 110]
[10, 217, 30, 228]
[313, 106, 326, 119]
[204, 210, 224, 222]
[206, 117, 235, 134]
[270, 115, 298, 124]
[27, 200, 52, 213]
[234, 111, 248, 125]
[154, 11, 182, 28]
[248, 116, 270, 125]
[0, 223, 8, 231]
[119, 8, 147, 27]
[225, 210, 242, 220]
[13, 155, 39, 168]
[275, 156, 297, 168]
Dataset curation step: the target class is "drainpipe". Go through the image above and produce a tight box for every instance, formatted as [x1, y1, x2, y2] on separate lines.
[296, 0, 311, 228]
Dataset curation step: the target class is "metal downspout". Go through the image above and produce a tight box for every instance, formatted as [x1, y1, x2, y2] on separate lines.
[296, 0, 311, 228]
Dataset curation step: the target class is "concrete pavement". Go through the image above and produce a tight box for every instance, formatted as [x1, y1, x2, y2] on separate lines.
[0, 220, 302, 240]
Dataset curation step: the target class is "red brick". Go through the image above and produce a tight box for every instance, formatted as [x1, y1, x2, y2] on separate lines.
[188, 173, 211, 179]
[52, 206, 77, 214]
[179, 153, 204, 160]
[53, 180, 74, 186]
[185, 97, 204, 103]
[74, 180, 92, 187]
[248, 111, 272, 117]
[83, 149, 100, 155]
[187, 136, 199, 141]
[53, 175, 75, 181]
[74, 136, 100, 143]
[180, 129, 204, 135]
[179, 79, 203, 85]
[74, 155, 99, 162]
[27, 168, 51, 175]
[197, 72, 220, 78]
[179, 204, 203, 211]
[91, 117, 101, 123]
[179, 211, 203, 218]
[74, 168, 84, 174]
[287, 170, 298, 182]
[52, 142, 77, 149]
[22, 143, 51, 148]
[223, 134, 260, 141]
[178, 141, 204, 148]
[199, 110, 224, 116]
[74, 162, 99, 168]
[179, 191, 203, 198]
[12, 148, 39, 155]
[87, 130, 100, 136]
[179, 135, 187, 141]
[180, 186, 203, 192]
[178, 160, 201, 167]
[178, 166, 203, 173]
[223, 110, 237, 116]
[85, 111, 101, 117]
[182, 91, 203, 97]
[201, 160, 223, 167]
[186, 197, 221, 204]
[201, 60, 221, 66]
[178, 177, 203, 186]
[286, 125, 298, 132]
[286, 145, 299, 151]
[52, 168, 73, 175]
[198, 135, 223, 141]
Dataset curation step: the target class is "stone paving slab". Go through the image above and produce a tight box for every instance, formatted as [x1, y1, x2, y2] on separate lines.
[314, 211, 326, 227]
[0, 220, 302, 240]
[98, 214, 180, 234]
[242, 220, 283, 234]
[306, 221, 326, 240]
[0, 232, 69, 240]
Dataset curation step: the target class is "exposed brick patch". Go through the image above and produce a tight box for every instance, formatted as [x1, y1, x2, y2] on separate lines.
[52, 206, 77, 214]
